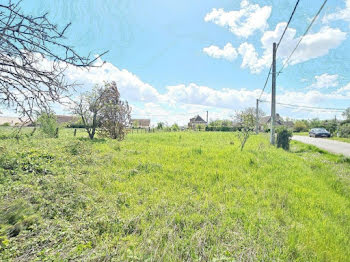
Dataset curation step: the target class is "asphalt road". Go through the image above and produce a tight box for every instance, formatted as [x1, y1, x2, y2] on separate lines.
[292, 135, 350, 157]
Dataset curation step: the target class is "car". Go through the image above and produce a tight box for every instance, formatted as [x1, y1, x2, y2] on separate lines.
[309, 128, 331, 138]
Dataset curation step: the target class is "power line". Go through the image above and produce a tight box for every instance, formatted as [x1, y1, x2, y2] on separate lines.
[276, 0, 301, 50]
[277, 0, 328, 76]
[258, 65, 272, 100]
[277, 105, 343, 113]
[258, 0, 300, 100]
[259, 100, 345, 112]
[131, 110, 205, 117]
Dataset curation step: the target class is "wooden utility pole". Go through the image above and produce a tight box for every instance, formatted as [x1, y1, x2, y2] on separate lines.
[256, 99, 259, 134]
[270, 42, 277, 145]
[206, 111, 209, 126]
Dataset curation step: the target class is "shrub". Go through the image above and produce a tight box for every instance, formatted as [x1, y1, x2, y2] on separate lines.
[277, 127, 293, 150]
[171, 124, 179, 131]
[338, 123, 350, 138]
[37, 113, 58, 138]
[323, 119, 338, 134]
[68, 118, 86, 128]
[197, 124, 206, 131]
[1, 122, 10, 127]
[294, 120, 308, 132]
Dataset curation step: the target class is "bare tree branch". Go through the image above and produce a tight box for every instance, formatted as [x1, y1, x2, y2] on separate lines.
[0, 0, 108, 122]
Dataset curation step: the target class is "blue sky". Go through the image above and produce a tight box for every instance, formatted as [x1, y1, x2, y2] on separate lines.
[15, 0, 350, 124]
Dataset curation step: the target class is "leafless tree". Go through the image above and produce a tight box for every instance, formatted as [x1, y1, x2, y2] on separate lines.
[0, 0, 107, 124]
[245, 107, 265, 119]
[98, 81, 131, 140]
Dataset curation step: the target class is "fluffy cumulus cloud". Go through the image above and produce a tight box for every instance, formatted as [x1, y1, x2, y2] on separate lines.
[309, 73, 339, 89]
[203, 20, 346, 74]
[203, 43, 238, 61]
[64, 59, 163, 103]
[237, 42, 270, 74]
[285, 27, 347, 65]
[237, 23, 346, 73]
[323, 0, 350, 24]
[58, 60, 350, 124]
[165, 83, 260, 109]
[204, 0, 272, 38]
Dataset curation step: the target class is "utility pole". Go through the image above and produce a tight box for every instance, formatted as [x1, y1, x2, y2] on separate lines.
[256, 99, 259, 134]
[206, 111, 209, 126]
[270, 42, 277, 145]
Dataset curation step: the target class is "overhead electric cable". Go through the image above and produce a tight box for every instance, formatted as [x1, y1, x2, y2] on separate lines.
[259, 0, 301, 100]
[259, 100, 345, 111]
[276, 0, 301, 50]
[258, 65, 272, 100]
[277, 0, 328, 76]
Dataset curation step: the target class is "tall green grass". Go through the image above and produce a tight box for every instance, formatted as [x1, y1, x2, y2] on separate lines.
[0, 129, 349, 261]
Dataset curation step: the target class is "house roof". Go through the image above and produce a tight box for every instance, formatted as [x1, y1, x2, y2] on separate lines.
[0, 116, 22, 126]
[131, 119, 151, 127]
[190, 115, 206, 123]
[260, 114, 284, 125]
[56, 115, 79, 124]
[259, 114, 294, 127]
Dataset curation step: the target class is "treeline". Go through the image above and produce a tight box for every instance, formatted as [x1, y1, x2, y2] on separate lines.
[294, 118, 350, 138]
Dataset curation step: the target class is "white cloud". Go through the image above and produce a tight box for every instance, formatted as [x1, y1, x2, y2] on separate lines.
[204, 0, 272, 38]
[286, 27, 347, 65]
[165, 83, 261, 109]
[235, 23, 346, 73]
[64, 59, 163, 103]
[203, 43, 238, 61]
[309, 73, 339, 89]
[336, 82, 350, 94]
[323, 0, 350, 24]
[54, 59, 350, 123]
[238, 42, 270, 74]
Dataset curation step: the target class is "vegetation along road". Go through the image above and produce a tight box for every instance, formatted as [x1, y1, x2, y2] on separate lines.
[293, 135, 350, 157]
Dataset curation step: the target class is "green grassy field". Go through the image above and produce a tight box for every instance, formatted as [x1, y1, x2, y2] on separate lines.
[1, 128, 350, 261]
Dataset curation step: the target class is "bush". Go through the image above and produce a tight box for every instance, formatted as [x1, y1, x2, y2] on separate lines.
[197, 124, 206, 131]
[277, 127, 293, 150]
[37, 113, 58, 138]
[294, 120, 308, 132]
[1, 122, 10, 127]
[68, 118, 86, 128]
[338, 124, 350, 138]
[323, 120, 338, 134]
[171, 124, 179, 131]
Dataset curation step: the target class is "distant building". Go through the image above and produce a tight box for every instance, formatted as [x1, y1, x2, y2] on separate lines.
[0, 115, 79, 127]
[259, 113, 294, 130]
[56, 115, 79, 125]
[131, 119, 151, 128]
[188, 115, 207, 129]
[0, 116, 22, 126]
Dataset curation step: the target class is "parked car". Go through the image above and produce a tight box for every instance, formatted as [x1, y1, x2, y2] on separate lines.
[309, 128, 331, 138]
